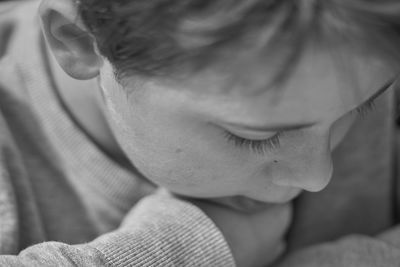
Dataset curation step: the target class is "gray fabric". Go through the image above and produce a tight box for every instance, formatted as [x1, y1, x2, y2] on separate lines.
[277, 233, 400, 267]
[1, 0, 400, 266]
[0, 1, 235, 266]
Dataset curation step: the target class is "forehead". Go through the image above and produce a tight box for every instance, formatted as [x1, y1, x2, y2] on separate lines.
[134, 46, 395, 125]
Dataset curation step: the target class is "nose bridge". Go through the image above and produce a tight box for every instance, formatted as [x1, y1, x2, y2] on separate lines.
[274, 132, 333, 192]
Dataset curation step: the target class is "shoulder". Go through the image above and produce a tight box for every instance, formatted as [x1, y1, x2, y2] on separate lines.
[0, 2, 18, 59]
[0, 1, 20, 15]
[0, 0, 42, 104]
[0, 0, 40, 59]
[0, 1, 26, 56]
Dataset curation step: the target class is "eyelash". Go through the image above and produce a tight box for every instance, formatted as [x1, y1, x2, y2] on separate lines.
[224, 99, 377, 155]
[224, 131, 283, 155]
[352, 99, 376, 118]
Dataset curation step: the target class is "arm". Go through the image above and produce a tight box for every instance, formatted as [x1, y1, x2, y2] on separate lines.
[275, 226, 400, 267]
[0, 192, 235, 267]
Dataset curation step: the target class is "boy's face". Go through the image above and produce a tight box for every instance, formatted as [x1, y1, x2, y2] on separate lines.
[100, 47, 394, 210]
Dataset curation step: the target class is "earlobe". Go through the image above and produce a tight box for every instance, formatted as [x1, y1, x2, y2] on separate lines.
[39, 0, 103, 80]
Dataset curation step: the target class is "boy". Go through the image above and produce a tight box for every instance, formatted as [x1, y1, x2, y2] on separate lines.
[0, 0, 400, 266]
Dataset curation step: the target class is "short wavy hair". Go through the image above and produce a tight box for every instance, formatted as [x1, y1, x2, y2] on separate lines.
[77, 0, 400, 86]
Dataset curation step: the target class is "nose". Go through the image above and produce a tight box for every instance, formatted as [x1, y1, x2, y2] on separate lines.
[272, 135, 334, 192]
[281, 160, 333, 192]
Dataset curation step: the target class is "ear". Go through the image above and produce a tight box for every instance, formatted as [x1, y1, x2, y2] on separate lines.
[39, 0, 103, 80]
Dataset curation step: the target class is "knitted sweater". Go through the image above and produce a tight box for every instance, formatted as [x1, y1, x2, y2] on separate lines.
[1, 1, 400, 267]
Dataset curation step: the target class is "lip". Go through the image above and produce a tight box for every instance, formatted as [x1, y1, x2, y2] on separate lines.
[210, 196, 276, 213]
[209, 190, 302, 213]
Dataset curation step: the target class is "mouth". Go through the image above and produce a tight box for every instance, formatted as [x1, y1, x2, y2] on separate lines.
[208, 196, 276, 213]
[208, 190, 302, 213]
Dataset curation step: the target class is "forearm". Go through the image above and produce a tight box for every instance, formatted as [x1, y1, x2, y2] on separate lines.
[275, 226, 400, 267]
[0, 193, 235, 267]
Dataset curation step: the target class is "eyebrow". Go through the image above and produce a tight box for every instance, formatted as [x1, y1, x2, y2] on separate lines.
[223, 79, 395, 133]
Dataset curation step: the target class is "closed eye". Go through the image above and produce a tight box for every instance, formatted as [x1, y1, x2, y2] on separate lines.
[223, 131, 283, 155]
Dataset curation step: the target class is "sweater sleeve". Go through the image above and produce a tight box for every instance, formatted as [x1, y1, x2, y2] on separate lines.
[0, 191, 236, 267]
[274, 227, 400, 267]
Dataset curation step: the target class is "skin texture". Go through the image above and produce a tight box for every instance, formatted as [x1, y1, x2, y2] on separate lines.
[38, 1, 398, 266]
[97, 52, 394, 203]
[40, 0, 396, 204]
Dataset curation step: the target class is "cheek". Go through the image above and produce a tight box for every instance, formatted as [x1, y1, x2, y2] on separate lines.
[103, 87, 267, 198]
[126, 132, 237, 197]
[106, 98, 242, 197]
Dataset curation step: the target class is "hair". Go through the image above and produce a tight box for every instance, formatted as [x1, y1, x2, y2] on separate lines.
[77, 0, 400, 87]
